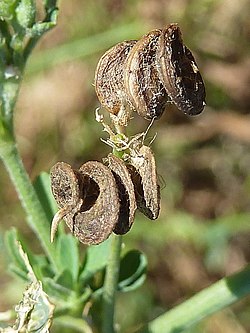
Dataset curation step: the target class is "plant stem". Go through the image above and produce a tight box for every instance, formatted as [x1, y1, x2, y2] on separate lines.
[102, 234, 122, 333]
[138, 264, 250, 333]
[0, 140, 59, 271]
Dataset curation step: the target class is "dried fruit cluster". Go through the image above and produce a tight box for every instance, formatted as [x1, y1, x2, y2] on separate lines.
[50, 146, 160, 245]
[50, 23, 206, 245]
[95, 23, 206, 124]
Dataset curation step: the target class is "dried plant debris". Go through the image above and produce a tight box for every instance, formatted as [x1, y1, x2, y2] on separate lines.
[156, 23, 206, 115]
[94, 23, 205, 122]
[51, 161, 120, 245]
[106, 153, 137, 235]
[125, 29, 169, 120]
[128, 145, 160, 220]
[0, 243, 54, 333]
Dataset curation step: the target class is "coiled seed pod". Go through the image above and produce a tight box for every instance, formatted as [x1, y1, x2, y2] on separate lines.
[94, 40, 137, 116]
[156, 23, 206, 115]
[106, 154, 137, 234]
[50, 161, 120, 245]
[124, 29, 169, 120]
[128, 145, 160, 220]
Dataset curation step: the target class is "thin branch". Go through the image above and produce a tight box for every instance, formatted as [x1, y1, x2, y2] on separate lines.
[138, 265, 250, 333]
[102, 234, 122, 333]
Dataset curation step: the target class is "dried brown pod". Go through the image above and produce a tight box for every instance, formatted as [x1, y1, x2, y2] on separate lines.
[94, 40, 137, 121]
[128, 145, 160, 220]
[74, 161, 120, 244]
[50, 162, 83, 242]
[50, 161, 120, 245]
[156, 23, 206, 115]
[124, 29, 169, 120]
[106, 154, 137, 235]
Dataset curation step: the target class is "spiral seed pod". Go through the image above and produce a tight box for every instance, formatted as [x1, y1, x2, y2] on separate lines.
[124, 29, 169, 120]
[51, 162, 81, 209]
[128, 145, 160, 220]
[106, 154, 137, 235]
[156, 23, 206, 115]
[74, 161, 120, 244]
[94, 40, 137, 116]
[50, 162, 83, 242]
[50, 161, 120, 245]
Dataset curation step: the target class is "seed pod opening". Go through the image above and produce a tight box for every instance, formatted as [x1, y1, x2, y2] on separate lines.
[125, 29, 169, 120]
[106, 154, 137, 235]
[94, 40, 137, 116]
[128, 146, 160, 220]
[156, 23, 206, 115]
[74, 161, 120, 245]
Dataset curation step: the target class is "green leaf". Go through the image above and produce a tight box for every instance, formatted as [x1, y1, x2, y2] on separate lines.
[33, 172, 57, 222]
[43, 276, 73, 302]
[57, 239, 78, 280]
[55, 269, 74, 290]
[16, 0, 36, 29]
[0, 0, 17, 20]
[31, 254, 54, 281]
[79, 237, 111, 283]
[56, 233, 79, 283]
[118, 250, 147, 292]
[53, 315, 93, 333]
[8, 263, 29, 280]
[4, 228, 29, 281]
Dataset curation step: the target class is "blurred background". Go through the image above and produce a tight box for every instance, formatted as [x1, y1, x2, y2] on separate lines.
[0, 0, 250, 332]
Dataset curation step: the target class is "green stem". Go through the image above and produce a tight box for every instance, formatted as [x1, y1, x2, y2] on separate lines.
[102, 234, 122, 333]
[0, 140, 59, 271]
[138, 265, 250, 333]
[0, 75, 59, 271]
[23, 36, 40, 63]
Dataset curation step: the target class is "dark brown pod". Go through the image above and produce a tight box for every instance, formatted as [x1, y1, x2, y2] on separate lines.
[128, 146, 160, 220]
[124, 29, 169, 120]
[156, 23, 206, 115]
[94, 40, 137, 116]
[106, 154, 137, 234]
[50, 161, 120, 245]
